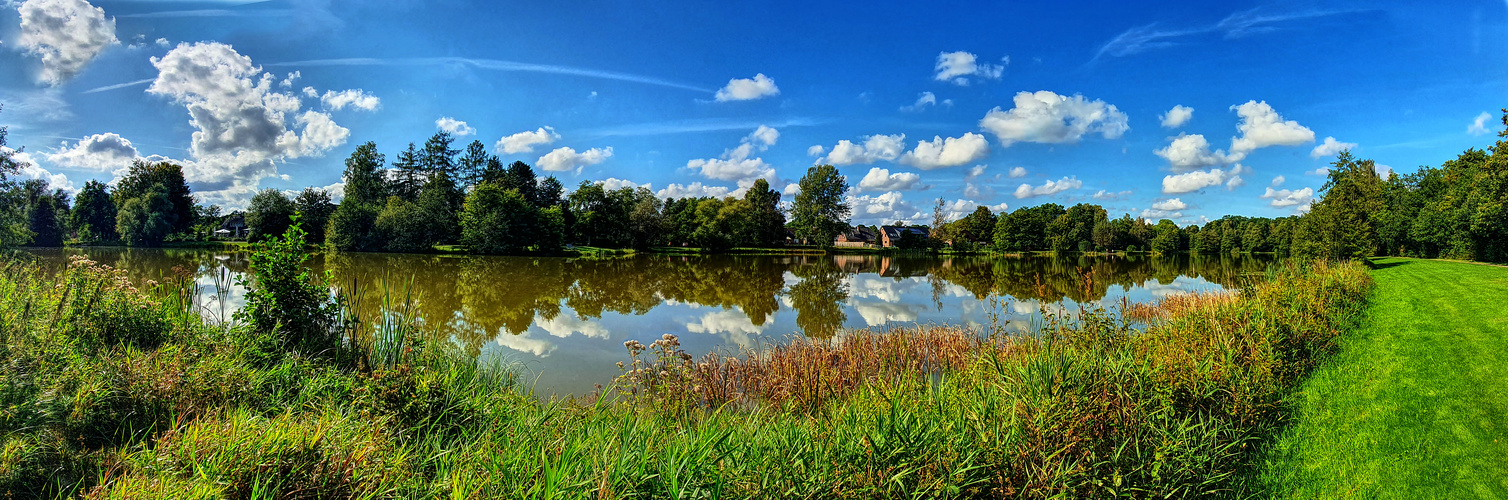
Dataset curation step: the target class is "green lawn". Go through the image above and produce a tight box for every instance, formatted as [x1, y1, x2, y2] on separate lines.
[1260, 258, 1508, 498]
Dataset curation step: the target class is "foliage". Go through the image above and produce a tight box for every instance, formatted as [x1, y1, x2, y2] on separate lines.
[374, 196, 430, 253]
[327, 143, 387, 251]
[113, 160, 195, 234]
[72, 180, 117, 242]
[115, 185, 174, 246]
[245, 188, 296, 242]
[24, 193, 64, 246]
[461, 183, 546, 254]
[790, 164, 851, 246]
[236, 218, 345, 353]
[294, 187, 337, 244]
[993, 203, 1064, 252]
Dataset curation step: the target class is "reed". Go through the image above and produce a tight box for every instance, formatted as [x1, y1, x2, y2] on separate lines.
[0, 240, 1373, 499]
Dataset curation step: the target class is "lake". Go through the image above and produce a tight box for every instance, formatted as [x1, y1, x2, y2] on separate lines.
[17, 248, 1275, 396]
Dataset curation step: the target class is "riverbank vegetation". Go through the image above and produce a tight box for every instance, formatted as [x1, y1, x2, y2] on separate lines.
[0, 218, 1372, 498]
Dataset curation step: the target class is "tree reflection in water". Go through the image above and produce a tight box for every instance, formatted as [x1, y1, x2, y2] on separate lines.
[20, 248, 1275, 355]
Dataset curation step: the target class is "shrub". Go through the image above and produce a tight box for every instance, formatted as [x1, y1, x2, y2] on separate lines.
[237, 217, 346, 355]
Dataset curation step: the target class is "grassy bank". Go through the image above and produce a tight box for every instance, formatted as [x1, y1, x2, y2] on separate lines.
[0, 230, 1372, 498]
[1257, 258, 1508, 498]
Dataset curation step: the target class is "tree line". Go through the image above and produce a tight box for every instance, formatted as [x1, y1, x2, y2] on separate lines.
[2, 108, 1503, 264]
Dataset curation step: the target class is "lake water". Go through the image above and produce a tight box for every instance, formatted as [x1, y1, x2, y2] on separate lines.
[17, 248, 1275, 396]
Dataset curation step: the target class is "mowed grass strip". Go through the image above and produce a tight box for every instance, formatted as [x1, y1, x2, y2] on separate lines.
[1260, 258, 1508, 499]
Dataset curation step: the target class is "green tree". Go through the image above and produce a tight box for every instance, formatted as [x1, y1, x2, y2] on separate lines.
[500, 161, 540, 207]
[294, 188, 336, 244]
[113, 160, 195, 234]
[741, 178, 786, 246]
[416, 172, 464, 245]
[116, 185, 174, 246]
[421, 131, 459, 179]
[328, 143, 387, 251]
[374, 196, 428, 253]
[789, 164, 850, 246]
[1150, 219, 1182, 254]
[457, 140, 490, 189]
[391, 142, 423, 201]
[460, 183, 537, 255]
[956, 206, 996, 244]
[1301, 151, 1385, 260]
[1045, 203, 1106, 252]
[993, 203, 1064, 252]
[245, 189, 296, 242]
[25, 194, 64, 246]
[72, 180, 117, 242]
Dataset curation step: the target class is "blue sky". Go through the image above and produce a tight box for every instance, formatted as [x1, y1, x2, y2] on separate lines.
[2, 0, 1505, 225]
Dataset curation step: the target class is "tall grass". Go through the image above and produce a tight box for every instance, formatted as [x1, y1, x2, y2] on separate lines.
[0, 236, 1371, 498]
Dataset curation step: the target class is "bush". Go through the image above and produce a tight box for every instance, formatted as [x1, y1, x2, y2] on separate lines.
[236, 217, 346, 354]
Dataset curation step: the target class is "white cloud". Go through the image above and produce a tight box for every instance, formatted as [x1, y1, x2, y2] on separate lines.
[934, 51, 1005, 86]
[496, 127, 560, 155]
[962, 164, 991, 198]
[598, 178, 650, 191]
[686, 126, 779, 183]
[686, 310, 767, 336]
[1008, 166, 1027, 178]
[782, 183, 800, 196]
[856, 167, 923, 192]
[979, 91, 1129, 146]
[1227, 100, 1314, 161]
[1161, 164, 1246, 194]
[806, 145, 825, 157]
[714, 73, 779, 102]
[536, 312, 609, 339]
[279, 71, 300, 88]
[849, 191, 916, 219]
[46, 132, 138, 171]
[537, 146, 612, 172]
[1160, 105, 1194, 128]
[1467, 111, 1494, 136]
[4, 146, 77, 194]
[435, 116, 476, 136]
[1271, 175, 1285, 187]
[18, 0, 118, 86]
[1262, 186, 1314, 209]
[1092, 189, 1132, 201]
[1154, 133, 1228, 171]
[900, 91, 940, 112]
[819, 134, 905, 165]
[1310, 136, 1356, 158]
[657, 182, 732, 199]
[1013, 176, 1082, 199]
[852, 302, 920, 326]
[899, 133, 990, 169]
[319, 89, 381, 112]
[302, 86, 318, 98]
[147, 42, 350, 202]
[1140, 198, 1186, 220]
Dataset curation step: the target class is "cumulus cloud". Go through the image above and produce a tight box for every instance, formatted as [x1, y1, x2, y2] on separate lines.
[899, 133, 989, 169]
[279, 71, 300, 88]
[900, 91, 951, 112]
[1140, 198, 1187, 219]
[1154, 133, 1228, 171]
[934, 51, 1005, 86]
[319, 89, 380, 111]
[856, 167, 923, 192]
[18, 0, 118, 86]
[1227, 100, 1314, 161]
[806, 145, 825, 157]
[1310, 136, 1356, 158]
[963, 164, 992, 198]
[1013, 176, 1082, 199]
[686, 126, 779, 183]
[819, 134, 905, 166]
[1161, 164, 1247, 194]
[849, 191, 916, 220]
[598, 177, 650, 191]
[1262, 186, 1314, 210]
[435, 117, 475, 136]
[1160, 105, 1194, 128]
[1467, 111, 1494, 136]
[1092, 189, 1132, 201]
[496, 127, 560, 154]
[714, 73, 779, 101]
[1271, 175, 1285, 187]
[146, 42, 351, 204]
[1008, 166, 1027, 178]
[46, 132, 138, 171]
[657, 182, 731, 199]
[979, 91, 1129, 146]
[537, 146, 612, 172]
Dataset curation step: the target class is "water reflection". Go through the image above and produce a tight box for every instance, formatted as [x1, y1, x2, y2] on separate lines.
[17, 248, 1275, 395]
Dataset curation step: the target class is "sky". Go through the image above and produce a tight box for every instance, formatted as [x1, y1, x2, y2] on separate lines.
[1, 0, 1506, 226]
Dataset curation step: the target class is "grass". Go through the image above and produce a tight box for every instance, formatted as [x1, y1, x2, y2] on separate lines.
[1257, 257, 1508, 498]
[0, 233, 1376, 498]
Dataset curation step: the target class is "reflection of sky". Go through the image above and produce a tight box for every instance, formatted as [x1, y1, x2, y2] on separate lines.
[27, 249, 1249, 398]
